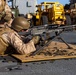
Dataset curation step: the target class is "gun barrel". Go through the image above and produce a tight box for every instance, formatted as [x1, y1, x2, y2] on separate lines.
[18, 24, 76, 37]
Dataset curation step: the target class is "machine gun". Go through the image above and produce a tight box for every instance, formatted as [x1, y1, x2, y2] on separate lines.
[18, 24, 76, 56]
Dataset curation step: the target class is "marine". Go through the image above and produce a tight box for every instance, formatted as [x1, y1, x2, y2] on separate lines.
[0, 17, 40, 55]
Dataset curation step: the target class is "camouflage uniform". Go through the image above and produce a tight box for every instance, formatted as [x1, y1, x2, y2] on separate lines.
[0, 17, 39, 55]
[0, 27, 36, 55]
[0, 0, 12, 27]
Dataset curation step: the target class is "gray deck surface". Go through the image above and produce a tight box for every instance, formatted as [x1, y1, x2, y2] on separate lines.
[0, 31, 76, 75]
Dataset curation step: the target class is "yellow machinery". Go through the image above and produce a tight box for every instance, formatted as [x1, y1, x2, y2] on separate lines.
[34, 2, 66, 25]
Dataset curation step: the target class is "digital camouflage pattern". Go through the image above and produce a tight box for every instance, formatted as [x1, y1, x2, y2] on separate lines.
[0, 0, 12, 26]
[0, 27, 36, 55]
[4, 4, 12, 21]
[0, 0, 5, 13]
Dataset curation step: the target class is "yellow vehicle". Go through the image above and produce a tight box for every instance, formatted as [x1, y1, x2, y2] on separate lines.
[33, 2, 66, 26]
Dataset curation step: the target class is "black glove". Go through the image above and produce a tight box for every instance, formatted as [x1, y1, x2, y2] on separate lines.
[21, 35, 32, 43]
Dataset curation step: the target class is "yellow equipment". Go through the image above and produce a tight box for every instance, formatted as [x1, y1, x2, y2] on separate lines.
[34, 2, 66, 25]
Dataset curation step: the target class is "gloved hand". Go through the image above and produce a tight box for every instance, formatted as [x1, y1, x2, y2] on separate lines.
[32, 36, 40, 45]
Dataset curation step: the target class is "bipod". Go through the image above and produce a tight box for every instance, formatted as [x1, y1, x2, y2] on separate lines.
[30, 30, 73, 56]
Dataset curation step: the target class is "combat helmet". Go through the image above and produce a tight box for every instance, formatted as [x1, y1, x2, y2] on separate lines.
[11, 17, 30, 31]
